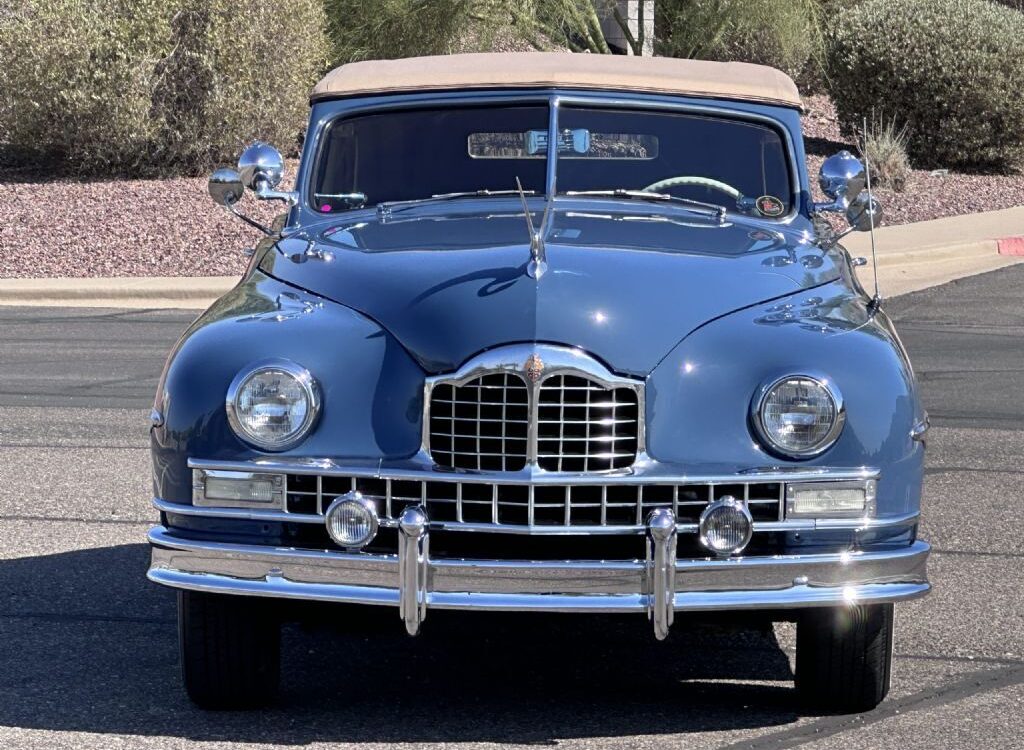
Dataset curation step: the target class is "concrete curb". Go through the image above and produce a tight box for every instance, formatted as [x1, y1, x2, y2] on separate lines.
[2, 209, 1023, 308]
[0, 276, 237, 309]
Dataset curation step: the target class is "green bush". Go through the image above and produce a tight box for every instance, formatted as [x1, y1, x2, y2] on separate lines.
[827, 0, 1024, 170]
[0, 0, 328, 176]
[655, 0, 823, 81]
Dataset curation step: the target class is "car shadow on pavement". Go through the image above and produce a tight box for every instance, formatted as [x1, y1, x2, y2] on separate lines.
[0, 542, 800, 743]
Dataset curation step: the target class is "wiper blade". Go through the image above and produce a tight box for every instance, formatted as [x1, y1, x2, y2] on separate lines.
[378, 189, 536, 216]
[563, 189, 726, 221]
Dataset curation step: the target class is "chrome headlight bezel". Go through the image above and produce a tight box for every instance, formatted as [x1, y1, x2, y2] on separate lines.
[226, 358, 321, 451]
[751, 374, 845, 459]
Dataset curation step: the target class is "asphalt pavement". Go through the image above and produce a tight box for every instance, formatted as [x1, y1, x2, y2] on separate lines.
[1, 267, 1023, 749]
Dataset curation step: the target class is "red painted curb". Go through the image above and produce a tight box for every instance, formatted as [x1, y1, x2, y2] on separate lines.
[998, 237, 1024, 256]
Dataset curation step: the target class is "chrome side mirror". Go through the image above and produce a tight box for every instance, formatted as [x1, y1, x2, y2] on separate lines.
[238, 142, 284, 191]
[819, 150, 866, 203]
[236, 142, 297, 205]
[208, 168, 244, 207]
[846, 191, 883, 232]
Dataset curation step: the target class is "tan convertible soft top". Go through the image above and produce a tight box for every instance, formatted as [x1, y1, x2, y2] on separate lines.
[311, 52, 802, 109]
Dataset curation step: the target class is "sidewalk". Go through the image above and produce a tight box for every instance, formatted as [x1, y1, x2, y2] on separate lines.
[1, 207, 1022, 308]
[845, 205, 1024, 298]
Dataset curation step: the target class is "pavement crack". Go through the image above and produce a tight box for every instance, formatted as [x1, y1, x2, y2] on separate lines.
[716, 663, 1024, 750]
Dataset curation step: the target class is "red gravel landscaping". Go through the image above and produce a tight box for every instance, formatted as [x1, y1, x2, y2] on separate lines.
[2, 96, 1022, 279]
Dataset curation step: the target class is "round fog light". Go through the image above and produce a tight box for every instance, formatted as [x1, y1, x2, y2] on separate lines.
[699, 496, 753, 556]
[325, 492, 379, 549]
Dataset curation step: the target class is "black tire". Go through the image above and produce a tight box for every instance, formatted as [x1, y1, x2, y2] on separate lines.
[178, 590, 281, 709]
[795, 603, 893, 713]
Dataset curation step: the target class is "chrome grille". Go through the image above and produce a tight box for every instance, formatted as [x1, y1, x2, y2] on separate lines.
[426, 348, 644, 473]
[285, 473, 784, 529]
[429, 373, 529, 471]
[536, 374, 639, 471]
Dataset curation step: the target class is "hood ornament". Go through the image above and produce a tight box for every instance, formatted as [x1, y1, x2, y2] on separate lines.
[516, 177, 549, 280]
[524, 354, 545, 382]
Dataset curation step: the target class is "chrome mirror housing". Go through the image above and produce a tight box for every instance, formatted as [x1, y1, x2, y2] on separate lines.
[238, 142, 284, 191]
[818, 150, 867, 206]
[846, 191, 883, 232]
[208, 168, 244, 207]
[237, 142, 297, 205]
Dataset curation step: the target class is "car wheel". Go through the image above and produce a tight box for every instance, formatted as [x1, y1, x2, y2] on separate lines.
[178, 590, 281, 709]
[795, 603, 893, 713]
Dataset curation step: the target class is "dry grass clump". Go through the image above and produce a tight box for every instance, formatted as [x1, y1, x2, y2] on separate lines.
[859, 115, 912, 192]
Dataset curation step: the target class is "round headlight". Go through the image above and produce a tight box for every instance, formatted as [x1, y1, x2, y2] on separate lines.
[753, 375, 844, 458]
[226, 359, 321, 451]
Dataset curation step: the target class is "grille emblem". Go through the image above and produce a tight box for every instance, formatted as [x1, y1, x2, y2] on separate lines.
[524, 354, 544, 383]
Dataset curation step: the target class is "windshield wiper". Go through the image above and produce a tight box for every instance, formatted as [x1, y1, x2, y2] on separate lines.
[377, 189, 536, 217]
[563, 189, 726, 223]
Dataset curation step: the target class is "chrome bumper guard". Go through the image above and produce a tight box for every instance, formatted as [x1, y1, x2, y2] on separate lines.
[148, 508, 930, 640]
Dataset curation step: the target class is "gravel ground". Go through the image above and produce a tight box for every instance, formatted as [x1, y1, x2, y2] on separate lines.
[2, 95, 1022, 279]
[803, 95, 1024, 225]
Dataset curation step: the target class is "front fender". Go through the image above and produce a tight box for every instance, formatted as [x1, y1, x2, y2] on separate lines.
[646, 281, 924, 517]
[151, 271, 424, 502]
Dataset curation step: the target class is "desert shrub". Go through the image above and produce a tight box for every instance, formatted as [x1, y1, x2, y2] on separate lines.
[0, 0, 328, 176]
[859, 115, 911, 192]
[827, 0, 1024, 170]
[655, 0, 823, 80]
[322, 0, 608, 62]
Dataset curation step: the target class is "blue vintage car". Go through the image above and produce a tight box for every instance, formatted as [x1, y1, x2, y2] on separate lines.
[148, 53, 930, 712]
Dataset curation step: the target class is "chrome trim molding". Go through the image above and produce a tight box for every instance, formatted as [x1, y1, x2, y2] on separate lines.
[911, 413, 930, 443]
[154, 497, 920, 535]
[423, 343, 646, 471]
[149, 526, 931, 637]
[187, 457, 879, 485]
[162, 462, 904, 534]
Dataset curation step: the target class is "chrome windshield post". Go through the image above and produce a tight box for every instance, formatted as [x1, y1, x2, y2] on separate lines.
[398, 506, 429, 636]
[646, 508, 677, 640]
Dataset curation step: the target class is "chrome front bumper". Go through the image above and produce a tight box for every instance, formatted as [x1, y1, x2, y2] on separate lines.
[148, 507, 930, 640]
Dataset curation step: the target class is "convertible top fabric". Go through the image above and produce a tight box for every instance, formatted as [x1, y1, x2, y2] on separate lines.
[311, 52, 803, 109]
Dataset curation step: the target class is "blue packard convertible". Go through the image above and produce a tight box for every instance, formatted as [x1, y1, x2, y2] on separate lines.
[148, 53, 930, 712]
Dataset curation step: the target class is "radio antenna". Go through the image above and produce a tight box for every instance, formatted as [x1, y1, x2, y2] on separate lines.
[863, 117, 881, 309]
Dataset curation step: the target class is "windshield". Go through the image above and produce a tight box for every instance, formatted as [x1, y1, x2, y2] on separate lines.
[310, 102, 793, 218]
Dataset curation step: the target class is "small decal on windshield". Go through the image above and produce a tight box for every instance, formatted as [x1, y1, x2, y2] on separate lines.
[755, 195, 785, 217]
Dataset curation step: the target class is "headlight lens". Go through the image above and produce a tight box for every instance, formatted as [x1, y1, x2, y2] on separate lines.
[226, 360, 321, 450]
[754, 375, 844, 458]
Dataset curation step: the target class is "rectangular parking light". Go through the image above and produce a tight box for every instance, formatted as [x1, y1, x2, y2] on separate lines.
[193, 469, 284, 508]
[785, 480, 876, 518]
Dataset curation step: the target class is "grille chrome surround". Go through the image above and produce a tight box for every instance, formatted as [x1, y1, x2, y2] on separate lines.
[424, 344, 645, 473]
[282, 472, 786, 531]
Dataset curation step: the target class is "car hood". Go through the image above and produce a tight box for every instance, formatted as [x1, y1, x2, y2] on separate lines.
[259, 205, 840, 376]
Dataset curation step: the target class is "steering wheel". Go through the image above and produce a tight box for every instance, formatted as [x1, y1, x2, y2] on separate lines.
[642, 176, 744, 202]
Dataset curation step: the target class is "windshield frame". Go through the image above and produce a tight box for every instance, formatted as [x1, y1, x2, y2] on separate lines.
[302, 91, 802, 224]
